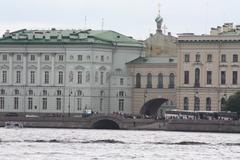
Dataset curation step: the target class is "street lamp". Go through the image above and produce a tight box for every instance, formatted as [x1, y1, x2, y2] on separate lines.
[68, 90, 72, 117]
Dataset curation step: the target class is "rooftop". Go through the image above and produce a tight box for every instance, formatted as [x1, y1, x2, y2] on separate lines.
[126, 56, 177, 65]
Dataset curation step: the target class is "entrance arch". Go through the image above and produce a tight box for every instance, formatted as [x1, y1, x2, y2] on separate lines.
[92, 119, 120, 129]
[140, 98, 168, 116]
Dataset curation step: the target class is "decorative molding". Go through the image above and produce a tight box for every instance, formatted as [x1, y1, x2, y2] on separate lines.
[55, 65, 65, 70]
[75, 65, 85, 70]
[0, 65, 9, 70]
[42, 65, 52, 70]
[99, 66, 106, 71]
[14, 65, 23, 70]
[28, 65, 38, 70]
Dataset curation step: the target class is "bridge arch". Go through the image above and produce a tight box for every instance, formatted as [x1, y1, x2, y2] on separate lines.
[140, 98, 169, 116]
[90, 116, 122, 129]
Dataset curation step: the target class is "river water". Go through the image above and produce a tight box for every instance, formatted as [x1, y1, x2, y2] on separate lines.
[0, 128, 240, 160]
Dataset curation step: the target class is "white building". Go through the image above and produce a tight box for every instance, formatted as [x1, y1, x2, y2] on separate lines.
[0, 29, 144, 116]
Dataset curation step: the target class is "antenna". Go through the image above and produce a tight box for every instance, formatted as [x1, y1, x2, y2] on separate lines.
[101, 18, 104, 31]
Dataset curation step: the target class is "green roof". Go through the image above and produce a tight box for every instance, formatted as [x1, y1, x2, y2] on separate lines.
[126, 56, 177, 65]
[0, 29, 143, 48]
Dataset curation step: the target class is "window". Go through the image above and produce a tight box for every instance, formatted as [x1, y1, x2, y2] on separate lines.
[77, 98, 82, 110]
[233, 71, 238, 85]
[59, 55, 64, 61]
[207, 54, 212, 62]
[147, 73, 152, 88]
[184, 71, 189, 84]
[194, 97, 200, 111]
[77, 71, 82, 84]
[16, 55, 21, 61]
[136, 73, 141, 88]
[206, 97, 211, 111]
[0, 97, 4, 109]
[184, 54, 190, 62]
[169, 73, 175, 88]
[42, 98, 47, 110]
[184, 97, 189, 110]
[56, 98, 61, 110]
[30, 55, 35, 61]
[43, 90, 47, 96]
[221, 71, 226, 85]
[16, 71, 21, 83]
[28, 98, 33, 110]
[58, 71, 63, 84]
[119, 99, 124, 111]
[195, 68, 200, 87]
[101, 55, 104, 62]
[100, 90, 104, 96]
[87, 55, 90, 60]
[14, 97, 19, 110]
[106, 72, 110, 83]
[119, 91, 124, 97]
[14, 89, 19, 95]
[233, 54, 238, 62]
[29, 90, 33, 95]
[158, 73, 163, 88]
[221, 98, 226, 111]
[120, 78, 124, 85]
[2, 54, 7, 61]
[100, 98, 103, 111]
[44, 71, 49, 84]
[77, 90, 82, 96]
[195, 54, 200, 62]
[70, 55, 74, 60]
[2, 71, 7, 83]
[95, 71, 98, 82]
[57, 90, 62, 96]
[78, 55, 82, 61]
[207, 71, 212, 85]
[221, 54, 226, 62]
[100, 72, 104, 85]
[0, 89, 5, 95]
[86, 71, 90, 83]
[44, 55, 49, 61]
[30, 71, 35, 84]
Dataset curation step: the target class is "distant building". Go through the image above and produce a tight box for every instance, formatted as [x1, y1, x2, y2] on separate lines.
[0, 29, 144, 116]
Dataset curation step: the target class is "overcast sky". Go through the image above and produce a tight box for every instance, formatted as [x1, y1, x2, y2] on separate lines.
[0, 0, 239, 40]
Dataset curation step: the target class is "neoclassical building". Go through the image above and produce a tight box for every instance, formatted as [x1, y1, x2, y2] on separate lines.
[0, 29, 144, 116]
[177, 23, 240, 112]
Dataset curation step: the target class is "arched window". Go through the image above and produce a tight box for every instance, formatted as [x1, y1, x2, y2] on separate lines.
[195, 68, 200, 87]
[86, 71, 90, 83]
[169, 73, 175, 88]
[221, 98, 226, 111]
[184, 97, 189, 110]
[158, 73, 163, 88]
[100, 90, 104, 97]
[147, 73, 152, 88]
[194, 96, 200, 111]
[77, 90, 82, 96]
[136, 73, 141, 88]
[206, 97, 211, 111]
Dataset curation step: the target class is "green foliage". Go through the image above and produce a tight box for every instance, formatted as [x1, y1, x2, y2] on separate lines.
[225, 91, 240, 114]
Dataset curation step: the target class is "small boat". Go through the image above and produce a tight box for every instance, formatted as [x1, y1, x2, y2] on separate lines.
[4, 121, 23, 128]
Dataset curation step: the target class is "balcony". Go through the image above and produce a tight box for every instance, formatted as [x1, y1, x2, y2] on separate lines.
[168, 84, 175, 89]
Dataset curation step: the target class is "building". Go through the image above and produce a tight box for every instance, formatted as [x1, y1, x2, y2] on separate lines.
[0, 29, 144, 116]
[177, 23, 240, 112]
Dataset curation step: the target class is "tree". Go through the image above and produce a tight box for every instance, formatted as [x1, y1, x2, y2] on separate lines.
[225, 91, 240, 114]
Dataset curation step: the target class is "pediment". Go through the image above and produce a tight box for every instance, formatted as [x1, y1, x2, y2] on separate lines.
[75, 65, 85, 70]
[14, 65, 23, 70]
[55, 65, 65, 70]
[42, 65, 52, 70]
[0, 65, 9, 70]
[99, 66, 106, 71]
[28, 65, 38, 70]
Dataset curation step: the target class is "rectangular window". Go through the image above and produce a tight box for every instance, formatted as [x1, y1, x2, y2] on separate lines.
[77, 98, 82, 110]
[100, 72, 104, 85]
[207, 71, 212, 85]
[58, 71, 63, 84]
[30, 55, 35, 61]
[119, 99, 124, 111]
[100, 98, 103, 111]
[195, 54, 200, 62]
[28, 98, 33, 110]
[16, 71, 21, 83]
[43, 90, 47, 96]
[45, 55, 49, 61]
[59, 55, 64, 61]
[184, 54, 189, 62]
[56, 98, 61, 110]
[14, 97, 19, 110]
[78, 55, 82, 61]
[221, 54, 226, 62]
[233, 54, 238, 62]
[2, 71, 7, 83]
[221, 71, 226, 85]
[120, 78, 124, 85]
[101, 56, 104, 62]
[0, 97, 4, 109]
[44, 71, 49, 84]
[42, 98, 47, 110]
[30, 71, 35, 84]
[77, 71, 82, 84]
[184, 71, 189, 84]
[16, 55, 21, 61]
[233, 71, 238, 85]
[57, 90, 62, 96]
[207, 54, 212, 62]
[2, 54, 7, 61]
